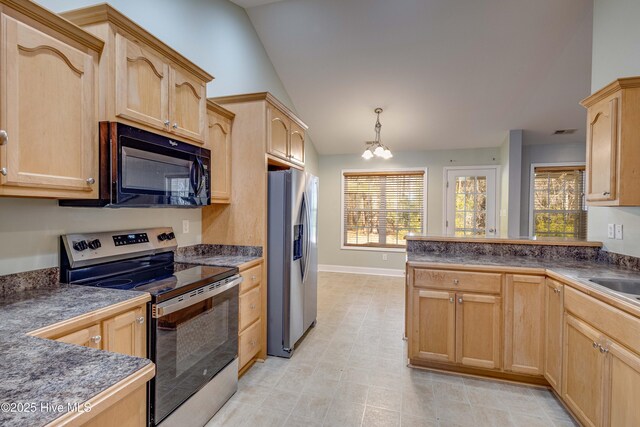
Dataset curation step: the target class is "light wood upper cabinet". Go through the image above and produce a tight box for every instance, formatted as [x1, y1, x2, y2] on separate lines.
[504, 275, 545, 376]
[562, 314, 604, 427]
[0, 11, 101, 199]
[57, 323, 102, 350]
[206, 101, 234, 203]
[290, 122, 305, 166]
[62, 4, 213, 146]
[410, 289, 456, 363]
[115, 33, 169, 132]
[170, 65, 206, 143]
[456, 293, 501, 370]
[268, 104, 290, 160]
[581, 77, 640, 206]
[544, 279, 564, 393]
[103, 306, 146, 358]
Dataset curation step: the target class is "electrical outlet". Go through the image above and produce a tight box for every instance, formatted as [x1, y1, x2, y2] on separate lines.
[615, 224, 623, 240]
[382, 253, 388, 261]
[608, 224, 615, 239]
[182, 220, 190, 234]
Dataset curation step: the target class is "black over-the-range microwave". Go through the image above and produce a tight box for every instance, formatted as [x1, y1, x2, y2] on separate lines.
[60, 122, 211, 208]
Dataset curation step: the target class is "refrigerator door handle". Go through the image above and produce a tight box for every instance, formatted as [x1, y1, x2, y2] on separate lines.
[302, 195, 312, 282]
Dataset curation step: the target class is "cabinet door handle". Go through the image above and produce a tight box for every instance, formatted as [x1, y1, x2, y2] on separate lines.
[172, 123, 178, 129]
[599, 344, 609, 354]
[86, 177, 95, 185]
[0, 130, 7, 145]
[554, 288, 561, 294]
[603, 192, 611, 196]
[458, 297, 463, 304]
[453, 279, 459, 285]
[449, 297, 454, 303]
[136, 316, 145, 324]
[0, 167, 6, 176]
[592, 341, 599, 349]
[164, 120, 170, 126]
[251, 275, 257, 281]
[91, 335, 102, 344]
[250, 304, 256, 310]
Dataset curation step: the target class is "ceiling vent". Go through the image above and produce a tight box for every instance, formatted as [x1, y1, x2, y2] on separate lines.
[553, 129, 578, 135]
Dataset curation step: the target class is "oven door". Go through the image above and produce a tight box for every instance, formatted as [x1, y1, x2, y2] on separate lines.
[151, 277, 240, 425]
[114, 123, 210, 207]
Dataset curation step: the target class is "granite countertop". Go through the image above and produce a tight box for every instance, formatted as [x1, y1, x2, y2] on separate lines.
[176, 254, 262, 268]
[405, 234, 603, 247]
[0, 285, 152, 427]
[407, 253, 640, 307]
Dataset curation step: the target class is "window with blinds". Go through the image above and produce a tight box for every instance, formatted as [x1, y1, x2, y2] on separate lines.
[532, 166, 587, 239]
[342, 170, 425, 248]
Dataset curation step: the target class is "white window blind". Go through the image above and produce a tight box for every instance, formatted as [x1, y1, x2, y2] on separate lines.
[532, 166, 587, 239]
[343, 171, 425, 248]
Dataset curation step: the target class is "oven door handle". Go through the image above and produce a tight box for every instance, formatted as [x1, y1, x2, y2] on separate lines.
[152, 275, 242, 318]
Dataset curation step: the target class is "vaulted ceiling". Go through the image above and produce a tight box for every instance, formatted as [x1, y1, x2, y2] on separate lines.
[240, 0, 593, 155]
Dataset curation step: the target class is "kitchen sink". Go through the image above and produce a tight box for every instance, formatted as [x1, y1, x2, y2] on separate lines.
[589, 278, 640, 296]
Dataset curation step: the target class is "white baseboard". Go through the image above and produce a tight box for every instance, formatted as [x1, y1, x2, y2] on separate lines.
[318, 264, 405, 277]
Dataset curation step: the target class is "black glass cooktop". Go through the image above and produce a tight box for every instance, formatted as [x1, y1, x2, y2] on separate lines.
[82, 262, 238, 302]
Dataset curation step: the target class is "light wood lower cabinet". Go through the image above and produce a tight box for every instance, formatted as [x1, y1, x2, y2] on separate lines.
[563, 314, 604, 427]
[410, 289, 455, 363]
[456, 293, 501, 370]
[605, 340, 640, 426]
[103, 306, 146, 358]
[37, 302, 148, 359]
[504, 275, 545, 375]
[238, 260, 265, 373]
[544, 278, 564, 393]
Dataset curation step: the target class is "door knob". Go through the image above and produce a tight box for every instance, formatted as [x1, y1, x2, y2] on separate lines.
[86, 177, 95, 185]
[91, 335, 102, 344]
[0, 130, 7, 145]
[453, 279, 459, 285]
[164, 120, 170, 126]
[458, 297, 463, 304]
[172, 123, 178, 129]
[449, 297, 454, 303]
[136, 316, 145, 324]
[0, 167, 6, 176]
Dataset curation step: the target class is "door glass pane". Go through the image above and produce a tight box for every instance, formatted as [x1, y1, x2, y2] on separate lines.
[453, 176, 488, 236]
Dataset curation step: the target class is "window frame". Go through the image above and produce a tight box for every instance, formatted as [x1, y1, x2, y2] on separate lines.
[340, 168, 428, 252]
[528, 162, 587, 239]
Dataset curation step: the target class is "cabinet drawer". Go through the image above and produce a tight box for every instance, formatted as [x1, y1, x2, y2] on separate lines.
[239, 319, 261, 368]
[413, 268, 502, 294]
[564, 286, 640, 354]
[240, 264, 262, 294]
[239, 287, 261, 332]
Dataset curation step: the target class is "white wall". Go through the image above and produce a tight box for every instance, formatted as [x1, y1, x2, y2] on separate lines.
[588, 0, 640, 256]
[0, 0, 306, 276]
[318, 148, 501, 272]
[519, 141, 586, 236]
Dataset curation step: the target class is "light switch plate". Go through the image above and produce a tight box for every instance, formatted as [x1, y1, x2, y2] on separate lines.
[182, 219, 190, 234]
[615, 224, 623, 240]
[382, 253, 388, 261]
[608, 224, 615, 239]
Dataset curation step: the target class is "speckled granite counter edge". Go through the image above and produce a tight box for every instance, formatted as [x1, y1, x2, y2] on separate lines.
[177, 244, 262, 258]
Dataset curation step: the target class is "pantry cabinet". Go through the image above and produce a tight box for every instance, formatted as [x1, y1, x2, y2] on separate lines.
[581, 77, 640, 206]
[62, 4, 213, 145]
[504, 275, 545, 375]
[0, 3, 102, 199]
[206, 101, 234, 203]
[544, 278, 564, 393]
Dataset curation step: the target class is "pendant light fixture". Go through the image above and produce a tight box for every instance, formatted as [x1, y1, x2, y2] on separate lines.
[362, 108, 393, 159]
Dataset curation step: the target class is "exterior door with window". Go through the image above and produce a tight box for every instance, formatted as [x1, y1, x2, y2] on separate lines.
[445, 168, 498, 236]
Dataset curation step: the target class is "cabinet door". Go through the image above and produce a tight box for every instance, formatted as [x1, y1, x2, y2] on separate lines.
[290, 122, 305, 166]
[563, 314, 604, 427]
[169, 66, 206, 143]
[0, 15, 97, 196]
[103, 306, 146, 358]
[504, 275, 545, 375]
[207, 110, 232, 203]
[410, 289, 456, 363]
[586, 96, 619, 202]
[603, 340, 640, 427]
[57, 324, 102, 350]
[239, 319, 261, 370]
[115, 33, 169, 132]
[456, 293, 501, 370]
[267, 105, 289, 160]
[544, 279, 564, 393]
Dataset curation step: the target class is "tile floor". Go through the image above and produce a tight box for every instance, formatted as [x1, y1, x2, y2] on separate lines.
[206, 272, 577, 427]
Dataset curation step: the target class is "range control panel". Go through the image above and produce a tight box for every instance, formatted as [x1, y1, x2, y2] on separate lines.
[62, 227, 177, 268]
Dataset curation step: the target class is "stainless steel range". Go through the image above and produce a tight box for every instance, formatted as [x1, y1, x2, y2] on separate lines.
[60, 227, 241, 427]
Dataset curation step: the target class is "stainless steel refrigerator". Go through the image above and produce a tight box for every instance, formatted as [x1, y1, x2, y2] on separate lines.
[267, 169, 318, 358]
